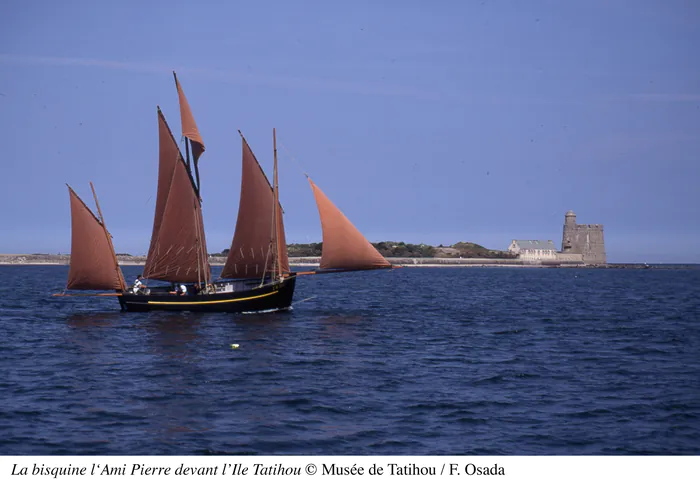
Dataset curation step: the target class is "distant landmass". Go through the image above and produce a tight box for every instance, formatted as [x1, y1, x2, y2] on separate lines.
[1, 251, 697, 269]
[225, 242, 517, 259]
[1, 241, 513, 260]
[0, 242, 516, 267]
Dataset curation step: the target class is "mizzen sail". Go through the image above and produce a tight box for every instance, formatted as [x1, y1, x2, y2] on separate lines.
[307, 177, 390, 270]
[66, 185, 125, 290]
[221, 134, 289, 279]
[143, 109, 210, 283]
[173, 72, 205, 167]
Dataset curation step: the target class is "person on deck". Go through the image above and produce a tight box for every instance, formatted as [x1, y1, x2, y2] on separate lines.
[179, 284, 188, 296]
[133, 275, 146, 294]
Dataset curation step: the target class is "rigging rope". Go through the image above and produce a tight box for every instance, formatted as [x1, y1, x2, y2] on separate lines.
[278, 140, 309, 178]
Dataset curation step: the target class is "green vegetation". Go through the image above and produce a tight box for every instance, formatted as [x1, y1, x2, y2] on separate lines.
[373, 242, 436, 258]
[437, 242, 516, 259]
[218, 242, 515, 259]
[287, 243, 323, 257]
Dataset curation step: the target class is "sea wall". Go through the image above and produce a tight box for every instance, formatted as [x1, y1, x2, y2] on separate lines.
[0, 254, 71, 265]
[555, 253, 585, 263]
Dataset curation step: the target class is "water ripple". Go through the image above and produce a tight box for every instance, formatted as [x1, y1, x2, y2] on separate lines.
[0, 265, 699, 454]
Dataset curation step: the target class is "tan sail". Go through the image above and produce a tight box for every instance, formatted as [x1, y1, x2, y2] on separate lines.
[147, 109, 179, 251]
[143, 109, 210, 282]
[66, 185, 124, 290]
[173, 72, 205, 167]
[221, 134, 289, 279]
[307, 177, 390, 270]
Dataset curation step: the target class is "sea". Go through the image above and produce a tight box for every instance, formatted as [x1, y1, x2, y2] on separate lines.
[0, 264, 698, 455]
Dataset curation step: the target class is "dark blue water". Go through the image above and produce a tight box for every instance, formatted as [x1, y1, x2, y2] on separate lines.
[1, 265, 699, 455]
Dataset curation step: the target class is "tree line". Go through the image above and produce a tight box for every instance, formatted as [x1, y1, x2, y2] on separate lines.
[217, 241, 515, 259]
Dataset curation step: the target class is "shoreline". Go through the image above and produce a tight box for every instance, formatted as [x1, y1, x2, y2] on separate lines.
[0, 254, 696, 269]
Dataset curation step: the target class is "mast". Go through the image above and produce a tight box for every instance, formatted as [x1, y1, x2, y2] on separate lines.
[173, 71, 204, 197]
[221, 131, 289, 280]
[183, 135, 201, 197]
[185, 136, 192, 176]
[192, 138, 201, 196]
[273, 128, 282, 280]
[193, 198, 202, 287]
[157, 107, 199, 197]
[143, 108, 210, 283]
[90, 182, 126, 291]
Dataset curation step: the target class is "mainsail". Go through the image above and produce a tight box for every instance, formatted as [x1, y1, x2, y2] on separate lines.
[142, 109, 210, 283]
[66, 185, 125, 290]
[307, 177, 390, 270]
[221, 134, 290, 279]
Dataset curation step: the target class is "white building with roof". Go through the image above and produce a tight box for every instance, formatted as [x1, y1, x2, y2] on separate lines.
[508, 240, 558, 261]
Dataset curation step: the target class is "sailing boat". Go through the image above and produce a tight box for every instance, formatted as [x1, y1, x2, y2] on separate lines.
[58, 73, 391, 312]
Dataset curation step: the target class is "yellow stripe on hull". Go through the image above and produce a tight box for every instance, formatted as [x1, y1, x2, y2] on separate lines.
[146, 290, 279, 306]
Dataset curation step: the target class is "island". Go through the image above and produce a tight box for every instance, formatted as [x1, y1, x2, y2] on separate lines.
[2, 243, 692, 269]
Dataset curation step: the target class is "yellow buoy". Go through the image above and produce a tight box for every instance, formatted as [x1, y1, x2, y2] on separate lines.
[231, 344, 240, 349]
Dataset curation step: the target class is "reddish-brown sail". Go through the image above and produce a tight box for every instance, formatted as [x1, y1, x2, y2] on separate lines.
[221, 135, 289, 279]
[66, 186, 124, 290]
[307, 178, 390, 270]
[148, 109, 179, 249]
[143, 109, 210, 282]
[173, 72, 205, 166]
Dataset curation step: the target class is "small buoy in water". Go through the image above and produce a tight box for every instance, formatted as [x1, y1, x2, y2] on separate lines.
[231, 344, 240, 349]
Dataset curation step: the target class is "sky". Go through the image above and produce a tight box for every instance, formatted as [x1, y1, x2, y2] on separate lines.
[0, 0, 698, 263]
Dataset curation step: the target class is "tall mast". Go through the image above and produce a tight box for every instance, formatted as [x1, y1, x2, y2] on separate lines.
[90, 182, 126, 291]
[184, 136, 201, 197]
[193, 139, 201, 197]
[185, 136, 192, 176]
[273, 128, 282, 280]
[192, 198, 203, 287]
[172, 71, 200, 197]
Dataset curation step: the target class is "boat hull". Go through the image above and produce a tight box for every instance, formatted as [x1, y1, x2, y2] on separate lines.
[118, 275, 296, 313]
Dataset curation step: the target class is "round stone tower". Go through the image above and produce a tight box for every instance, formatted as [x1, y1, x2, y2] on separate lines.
[562, 210, 576, 252]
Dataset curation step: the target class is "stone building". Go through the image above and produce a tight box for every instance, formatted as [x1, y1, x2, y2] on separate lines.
[561, 210, 606, 264]
[508, 240, 558, 261]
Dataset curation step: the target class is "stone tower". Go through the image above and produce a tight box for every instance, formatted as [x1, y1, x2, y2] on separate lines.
[561, 210, 606, 264]
[562, 210, 577, 253]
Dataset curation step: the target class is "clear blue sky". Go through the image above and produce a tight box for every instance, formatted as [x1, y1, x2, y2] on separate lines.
[1, 0, 698, 263]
